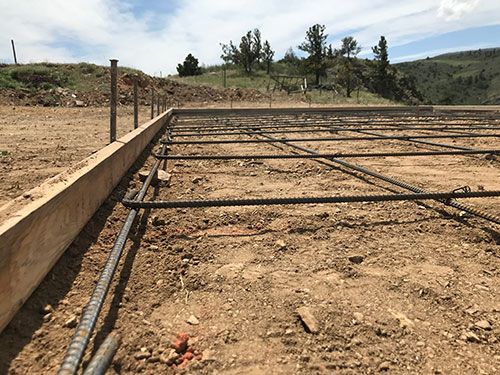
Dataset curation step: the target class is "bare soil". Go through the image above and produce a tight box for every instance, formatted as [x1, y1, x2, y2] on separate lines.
[1, 110, 500, 375]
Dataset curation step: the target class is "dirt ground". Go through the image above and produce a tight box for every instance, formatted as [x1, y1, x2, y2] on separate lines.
[1, 109, 500, 374]
[0, 101, 301, 205]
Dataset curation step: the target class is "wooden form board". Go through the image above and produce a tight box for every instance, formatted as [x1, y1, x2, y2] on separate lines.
[0, 110, 172, 333]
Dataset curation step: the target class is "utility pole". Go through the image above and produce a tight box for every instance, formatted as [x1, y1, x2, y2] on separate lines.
[11, 40, 18, 65]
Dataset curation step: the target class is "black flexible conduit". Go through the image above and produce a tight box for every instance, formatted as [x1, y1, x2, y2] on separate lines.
[58, 127, 172, 375]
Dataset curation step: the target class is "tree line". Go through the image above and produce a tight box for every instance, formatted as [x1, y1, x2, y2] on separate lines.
[176, 24, 422, 103]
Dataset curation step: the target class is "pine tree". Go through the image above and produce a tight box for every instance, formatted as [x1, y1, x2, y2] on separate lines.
[262, 40, 275, 74]
[339, 36, 361, 97]
[176, 54, 202, 77]
[220, 29, 263, 74]
[298, 24, 328, 85]
[372, 36, 392, 97]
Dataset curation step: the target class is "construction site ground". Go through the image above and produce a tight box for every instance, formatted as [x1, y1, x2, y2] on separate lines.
[0, 107, 500, 375]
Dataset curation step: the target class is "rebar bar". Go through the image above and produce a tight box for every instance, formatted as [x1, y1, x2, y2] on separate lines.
[122, 190, 500, 210]
[154, 149, 499, 160]
[164, 133, 500, 145]
[58, 130, 171, 375]
[82, 333, 121, 375]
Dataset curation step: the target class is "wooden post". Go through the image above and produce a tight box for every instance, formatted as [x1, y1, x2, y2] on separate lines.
[269, 95, 272, 108]
[133, 75, 138, 129]
[157, 94, 160, 116]
[11, 40, 18, 65]
[109, 59, 118, 143]
[223, 68, 227, 88]
[150, 89, 154, 119]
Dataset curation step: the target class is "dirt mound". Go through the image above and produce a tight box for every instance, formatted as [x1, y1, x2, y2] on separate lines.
[0, 70, 268, 107]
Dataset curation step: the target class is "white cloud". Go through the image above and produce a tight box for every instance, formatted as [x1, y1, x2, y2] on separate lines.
[438, 0, 480, 21]
[0, 0, 499, 75]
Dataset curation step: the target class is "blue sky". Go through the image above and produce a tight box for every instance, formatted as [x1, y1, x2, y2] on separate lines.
[1, 0, 499, 75]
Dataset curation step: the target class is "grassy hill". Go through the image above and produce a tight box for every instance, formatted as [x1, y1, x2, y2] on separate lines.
[395, 48, 500, 105]
[0, 62, 141, 92]
[0, 63, 269, 107]
[170, 66, 396, 105]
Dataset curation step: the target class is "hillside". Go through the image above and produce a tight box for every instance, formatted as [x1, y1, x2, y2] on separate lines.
[395, 48, 500, 105]
[0, 63, 267, 107]
[0, 62, 397, 107]
[170, 67, 396, 105]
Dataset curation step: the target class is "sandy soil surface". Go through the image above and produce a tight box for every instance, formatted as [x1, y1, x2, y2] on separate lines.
[0, 105, 155, 205]
[1, 110, 500, 375]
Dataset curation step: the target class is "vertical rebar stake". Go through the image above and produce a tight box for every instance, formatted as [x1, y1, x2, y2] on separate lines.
[109, 59, 118, 143]
[11, 40, 18, 65]
[133, 75, 138, 129]
[157, 94, 160, 116]
[151, 88, 154, 119]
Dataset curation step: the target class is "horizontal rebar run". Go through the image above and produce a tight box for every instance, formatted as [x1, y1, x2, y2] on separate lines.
[164, 133, 500, 145]
[155, 149, 499, 160]
[122, 190, 500, 211]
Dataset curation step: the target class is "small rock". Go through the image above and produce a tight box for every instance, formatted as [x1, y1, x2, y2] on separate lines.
[187, 315, 200, 325]
[475, 320, 492, 330]
[160, 348, 179, 365]
[353, 312, 364, 323]
[173, 245, 183, 252]
[483, 153, 497, 161]
[63, 315, 78, 328]
[42, 304, 53, 314]
[297, 306, 319, 334]
[276, 239, 286, 249]
[75, 100, 85, 107]
[42, 313, 52, 322]
[149, 245, 159, 251]
[348, 255, 364, 264]
[135, 348, 152, 360]
[378, 361, 391, 371]
[201, 349, 216, 363]
[157, 170, 171, 184]
[172, 333, 189, 353]
[192, 176, 202, 184]
[465, 307, 478, 315]
[463, 331, 481, 343]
